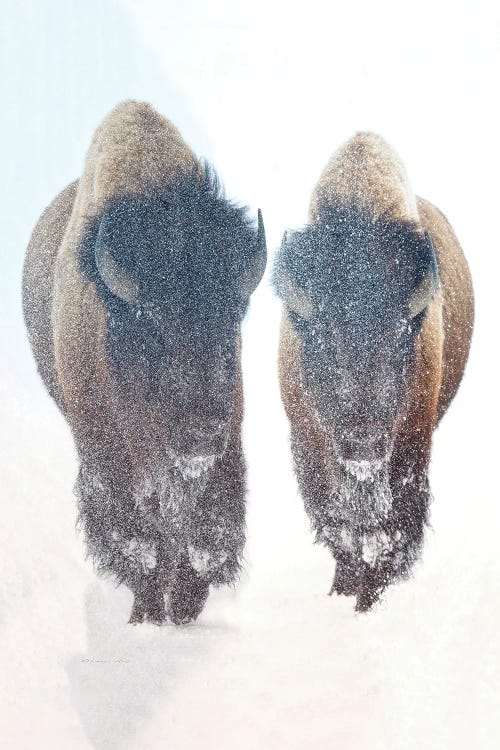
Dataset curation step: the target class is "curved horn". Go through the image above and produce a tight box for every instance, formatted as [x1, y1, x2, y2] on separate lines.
[276, 231, 313, 318]
[408, 232, 439, 317]
[95, 240, 139, 303]
[239, 208, 267, 298]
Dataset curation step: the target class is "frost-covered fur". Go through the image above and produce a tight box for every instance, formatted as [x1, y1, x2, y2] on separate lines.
[310, 131, 419, 223]
[291, 432, 430, 610]
[276, 133, 474, 611]
[76, 437, 246, 623]
[23, 101, 264, 625]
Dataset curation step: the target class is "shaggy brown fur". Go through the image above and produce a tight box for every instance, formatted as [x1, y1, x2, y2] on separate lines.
[277, 132, 473, 610]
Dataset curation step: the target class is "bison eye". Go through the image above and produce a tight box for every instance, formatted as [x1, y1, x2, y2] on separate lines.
[290, 310, 310, 336]
[236, 297, 250, 320]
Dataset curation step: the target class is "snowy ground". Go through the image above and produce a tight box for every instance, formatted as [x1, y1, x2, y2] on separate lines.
[1, 1, 499, 748]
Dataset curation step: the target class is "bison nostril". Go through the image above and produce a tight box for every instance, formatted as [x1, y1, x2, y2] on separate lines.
[192, 416, 224, 436]
[337, 430, 389, 462]
[180, 412, 227, 454]
[201, 422, 224, 439]
[175, 423, 227, 458]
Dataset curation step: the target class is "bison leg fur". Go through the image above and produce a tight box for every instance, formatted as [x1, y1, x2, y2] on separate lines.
[75, 463, 166, 604]
[328, 470, 431, 610]
[129, 574, 166, 625]
[166, 557, 210, 626]
[330, 556, 361, 598]
[166, 451, 246, 625]
[188, 448, 246, 588]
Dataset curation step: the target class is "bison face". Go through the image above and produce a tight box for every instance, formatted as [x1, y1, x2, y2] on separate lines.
[275, 206, 438, 472]
[80, 166, 266, 461]
[110, 309, 242, 459]
[295, 309, 414, 467]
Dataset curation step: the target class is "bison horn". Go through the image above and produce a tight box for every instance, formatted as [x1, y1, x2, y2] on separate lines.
[239, 208, 267, 298]
[277, 231, 313, 319]
[408, 232, 439, 318]
[95, 240, 139, 304]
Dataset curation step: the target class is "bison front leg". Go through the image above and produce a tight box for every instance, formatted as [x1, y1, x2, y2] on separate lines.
[330, 555, 361, 598]
[330, 551, 390, 610]
[129, 574, 166, 625]
[190, 445, 246, 586]
[76, 463, 167, 624]
[167, 445, 246, 625]
[166, 557, 210, 625]
[349, 467, 431, 611]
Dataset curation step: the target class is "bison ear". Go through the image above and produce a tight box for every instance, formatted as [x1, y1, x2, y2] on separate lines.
[238, 208, 267, 298]
[408, 231, 439, 318]
[95, 220, 139, 304]
[275, 231, 313, 319]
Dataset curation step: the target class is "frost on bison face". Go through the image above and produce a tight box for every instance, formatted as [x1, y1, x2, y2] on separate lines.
[274, 132, 473, 611]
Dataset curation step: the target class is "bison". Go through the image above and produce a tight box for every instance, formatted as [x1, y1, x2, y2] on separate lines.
[273, 132, 473, 611]
[23, 101, 266, 624]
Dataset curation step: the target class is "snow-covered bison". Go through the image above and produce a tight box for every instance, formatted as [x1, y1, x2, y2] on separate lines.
[23, 101, 266, 624]
[274, 132, 473, 610]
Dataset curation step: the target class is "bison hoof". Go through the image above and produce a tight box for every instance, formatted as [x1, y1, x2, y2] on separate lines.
[167, 565, 210, 625]
[330, 560, 359, 597]
[330, 560, 384, 612]
[354, 585, 382, 613]
[129, 585, 166, 625]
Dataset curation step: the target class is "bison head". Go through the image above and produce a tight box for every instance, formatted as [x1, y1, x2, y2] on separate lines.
[274, 205, 438, 475]
[81, 165, 266, 462]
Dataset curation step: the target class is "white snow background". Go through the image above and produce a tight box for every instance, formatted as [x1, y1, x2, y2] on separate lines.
[0, 1, 499, 748]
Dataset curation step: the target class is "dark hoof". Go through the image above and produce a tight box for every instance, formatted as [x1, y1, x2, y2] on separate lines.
[354, 573, 384, 612]
[354, 586, 381, 612]
[129, 584, 166, 625]
[330, 559, 384, 612]
[330, 560, 359, 597]
[167, 564, 210, 625]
